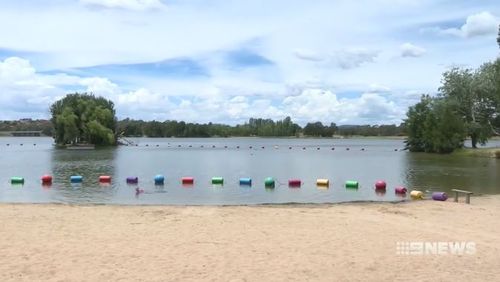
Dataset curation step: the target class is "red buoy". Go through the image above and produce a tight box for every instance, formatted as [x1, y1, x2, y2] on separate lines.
[288, 179, 302, 187]
[395, 186, 407, 194]
[375, 180, 386, 190]
[41, 175, 52, 184]
[182, 177, 194, 184]
[99, 175, 111, 183]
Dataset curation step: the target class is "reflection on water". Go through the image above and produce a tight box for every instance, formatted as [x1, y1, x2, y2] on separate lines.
[402, 152, 500, 195]
[50, 148, 117, 203]
[0, 137, 498, 204]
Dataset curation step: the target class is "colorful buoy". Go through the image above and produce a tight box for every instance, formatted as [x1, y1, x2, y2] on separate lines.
[154, 175, 165, 185]
[11, 176, 24, 184]
[41, 175, 53, 184]
[432, 192, 448, 201]
[288, 179, 301, 187]
[239, 178, 252, 186]
[345, 180, 359, 189]
[375, 180, 386, 190]
[182, 177, 194, 184]
[395, 186, 407, 194]
[99, 175, 111, 183]
[264, 177, 275, 188]
[316, 179, 329, 186]
[70, 175, 83, 183]
[410, 190, 424, 199]
[212, 177, 224, 185]
[126, 176, 138, 184]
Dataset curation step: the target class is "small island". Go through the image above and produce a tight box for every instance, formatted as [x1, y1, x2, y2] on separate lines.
[50, 93, 117, 148]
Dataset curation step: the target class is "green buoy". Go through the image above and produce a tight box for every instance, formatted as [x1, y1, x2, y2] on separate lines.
[345, 180, 359, 189]
[264, 177, 275, 188]
[11, 177, 24, 184]
[211, 177, 224, 185]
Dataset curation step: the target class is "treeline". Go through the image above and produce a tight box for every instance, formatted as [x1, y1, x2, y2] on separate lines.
[0, 119, 53, 136]
[0, 117, 406, 138]
[116, 117, 405, 138]
[118, 117, 312, 137]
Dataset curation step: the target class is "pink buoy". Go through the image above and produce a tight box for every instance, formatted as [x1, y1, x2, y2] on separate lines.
[395, 186, 407, 194]
[41, 175, 53, 184]
[375, 180, 386, 190]
[432, 192, 448, 201]
[288, 179, 301, 187]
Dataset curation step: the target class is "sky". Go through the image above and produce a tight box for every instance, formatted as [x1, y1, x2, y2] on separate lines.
[0, 0, 499, 125]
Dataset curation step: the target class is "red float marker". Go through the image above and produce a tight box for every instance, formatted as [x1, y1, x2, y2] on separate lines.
[395, 186, 407, 194]
[99, 175, 112, 183]
[375, 180, 386, 190]
[288, 179, 302, 187]
[182, 177, 194, 185]
[41, 175, 53, 184]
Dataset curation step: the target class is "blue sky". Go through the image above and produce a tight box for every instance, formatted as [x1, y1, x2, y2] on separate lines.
[0, 0, 498, 125]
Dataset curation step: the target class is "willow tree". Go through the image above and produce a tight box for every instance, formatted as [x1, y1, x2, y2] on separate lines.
[405, 95, 465, 153]
[50, 93, 117, 145]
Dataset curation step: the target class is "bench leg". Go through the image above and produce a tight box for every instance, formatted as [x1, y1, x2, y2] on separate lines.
[466, 195, 470, 204]
[454, 192, 459, 202]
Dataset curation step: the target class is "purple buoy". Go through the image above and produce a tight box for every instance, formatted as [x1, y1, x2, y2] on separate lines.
[126, 176, 139, 184]
[432, 192, 448, 201]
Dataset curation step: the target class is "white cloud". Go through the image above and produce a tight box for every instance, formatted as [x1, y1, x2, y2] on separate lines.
[425, 11, 499, 38]
[461, 11, 498, 38]
[0, 57, 36, 82]
[333, 49, 380, 69]
[282, 89, 402, 125]
[400, 43, 426, 57]
[80, 0, 166, 11]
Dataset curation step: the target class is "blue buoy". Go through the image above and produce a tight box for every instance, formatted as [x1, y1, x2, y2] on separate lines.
[154, 174, 165, 185]
[239, 177, 252, 186]
[70, 175, 83, 183]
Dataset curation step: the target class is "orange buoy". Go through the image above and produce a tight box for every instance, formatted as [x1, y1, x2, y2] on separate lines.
[99, 175, 111, 183]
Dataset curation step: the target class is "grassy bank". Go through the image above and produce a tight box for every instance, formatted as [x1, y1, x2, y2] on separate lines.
[454, 148, 500, 158]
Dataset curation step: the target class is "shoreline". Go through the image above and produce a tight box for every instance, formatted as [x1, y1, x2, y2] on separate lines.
[1, 195, 499, 281]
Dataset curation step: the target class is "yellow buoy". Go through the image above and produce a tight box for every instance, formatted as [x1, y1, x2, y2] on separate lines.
[316, 179, 329, 186]
[410, 190, 424, 200]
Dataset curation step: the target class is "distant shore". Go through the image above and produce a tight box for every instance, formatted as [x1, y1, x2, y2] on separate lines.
[1, 196, 500, 281]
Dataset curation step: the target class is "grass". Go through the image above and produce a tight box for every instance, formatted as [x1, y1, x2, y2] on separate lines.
[454, 148, 500, 158]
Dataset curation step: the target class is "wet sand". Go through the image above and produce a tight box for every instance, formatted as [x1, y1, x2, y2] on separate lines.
[1, 196, 499, 281]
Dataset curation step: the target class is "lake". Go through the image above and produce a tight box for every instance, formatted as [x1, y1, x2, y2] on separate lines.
[0, 137, 499, 205]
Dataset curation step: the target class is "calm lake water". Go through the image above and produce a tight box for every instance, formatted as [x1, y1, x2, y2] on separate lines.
[0, 137, 499, 205]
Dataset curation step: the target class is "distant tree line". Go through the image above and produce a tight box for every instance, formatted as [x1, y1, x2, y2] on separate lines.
[0, 119, 53, 136]
[1, 116, 406, 139]
[116, 118, 405, 138]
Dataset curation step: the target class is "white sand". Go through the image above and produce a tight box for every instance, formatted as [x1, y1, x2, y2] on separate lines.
[1, 196, 500, 281]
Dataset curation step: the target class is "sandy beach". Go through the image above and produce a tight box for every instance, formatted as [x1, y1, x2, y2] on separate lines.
[1, 196, 500, 282]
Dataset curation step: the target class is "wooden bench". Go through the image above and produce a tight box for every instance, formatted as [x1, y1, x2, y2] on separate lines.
[451, 189, 473, 204]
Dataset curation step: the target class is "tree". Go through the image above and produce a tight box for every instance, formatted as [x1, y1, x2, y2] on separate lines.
[439, 67, 495, 148]
[405, 95, 434, 152]
[405, 95, 465, 153]
[50, 93, 117, 145]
